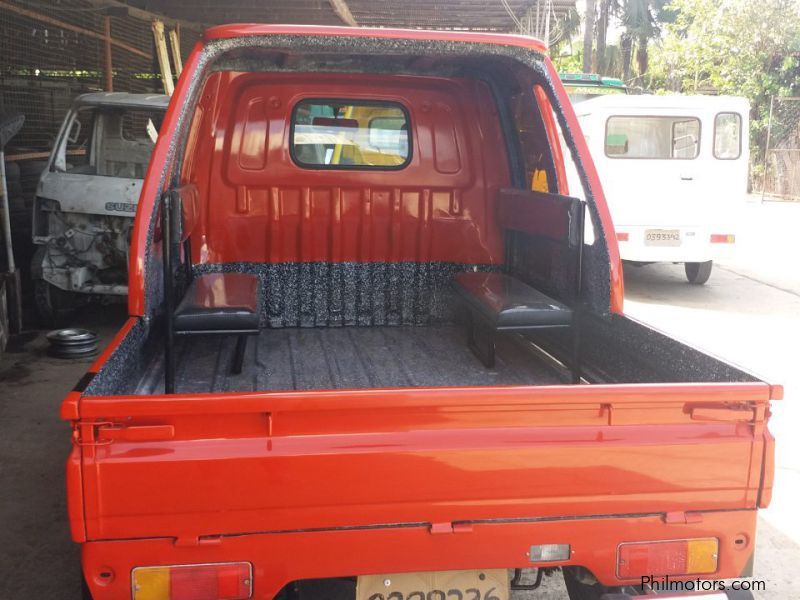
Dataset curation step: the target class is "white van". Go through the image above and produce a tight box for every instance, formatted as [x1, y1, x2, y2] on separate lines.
[573, 94, 749, 284]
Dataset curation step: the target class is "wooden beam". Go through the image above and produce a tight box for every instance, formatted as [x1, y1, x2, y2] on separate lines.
[151, 19, 174, 96]
[0, 0, 151, 59]
[168, 26, 182, 78]
[6, 149, 85, 162]
[103, 16, 114, 91]
[86, 0, 206, 31]
[327, 0, 358, 26]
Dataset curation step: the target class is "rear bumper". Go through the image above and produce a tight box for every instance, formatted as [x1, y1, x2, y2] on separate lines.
[81, 509, 757, 600]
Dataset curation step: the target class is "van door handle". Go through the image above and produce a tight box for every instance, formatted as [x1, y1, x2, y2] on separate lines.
[680, 175, 694, 181]
[97, 424, 175, 442]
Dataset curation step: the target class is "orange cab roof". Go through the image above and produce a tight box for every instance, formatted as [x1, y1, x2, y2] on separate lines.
[203, 23, 548, 54]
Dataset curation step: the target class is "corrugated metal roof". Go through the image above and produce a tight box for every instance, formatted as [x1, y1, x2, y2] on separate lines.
[122, 0, 576, 33]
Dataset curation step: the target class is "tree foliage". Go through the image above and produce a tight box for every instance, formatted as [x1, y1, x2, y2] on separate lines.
[648, 0, 800, 164]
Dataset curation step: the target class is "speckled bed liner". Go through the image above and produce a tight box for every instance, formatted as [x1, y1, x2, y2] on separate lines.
[134, 324, 566, 395]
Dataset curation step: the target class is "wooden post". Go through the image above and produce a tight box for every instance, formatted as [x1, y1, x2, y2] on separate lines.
[151, 19, 174, 96]
[103, 15, 113, 92]
[168, 26, 182, 78]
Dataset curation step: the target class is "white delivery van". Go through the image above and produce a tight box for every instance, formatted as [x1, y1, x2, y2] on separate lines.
[573, 94, 749, 284]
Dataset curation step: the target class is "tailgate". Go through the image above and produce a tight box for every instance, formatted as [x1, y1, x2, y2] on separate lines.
[75, 382, 774, 541]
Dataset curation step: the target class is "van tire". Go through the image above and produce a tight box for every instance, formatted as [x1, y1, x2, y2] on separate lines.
[563, 567, 622, 600]
[685, 261, 712, 285]
[31, 247, 83, 327]
[33, 276, 78, 328]
[81, 576, 93, 600]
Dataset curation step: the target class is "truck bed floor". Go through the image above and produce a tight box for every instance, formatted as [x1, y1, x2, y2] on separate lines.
[135, 324, 564, 394]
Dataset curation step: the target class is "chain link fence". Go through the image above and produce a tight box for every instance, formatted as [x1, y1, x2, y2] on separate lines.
[760, 96, 800, 201]
[0, 1, 199, 161]
[0, 0, 199, 277]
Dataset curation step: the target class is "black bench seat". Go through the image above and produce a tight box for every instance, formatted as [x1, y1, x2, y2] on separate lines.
[453, 272, 572, 329]
[161, 184, 264, 393]
[451, 188, 586, 382]
[453, 272, 578, 379]
[174, 273, 262, 332]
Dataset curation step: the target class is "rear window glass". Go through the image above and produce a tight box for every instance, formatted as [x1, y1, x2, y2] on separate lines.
[291, 100, 410, 169]
[605, 116, 700, 159]
[714, 112, 742, 159]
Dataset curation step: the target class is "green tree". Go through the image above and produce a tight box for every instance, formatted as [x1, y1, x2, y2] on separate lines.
[649, 0, 800, 168]
[620, 0, 671, 84]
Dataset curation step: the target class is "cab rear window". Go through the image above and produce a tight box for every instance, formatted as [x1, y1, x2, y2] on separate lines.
[291, 100, 411, 169]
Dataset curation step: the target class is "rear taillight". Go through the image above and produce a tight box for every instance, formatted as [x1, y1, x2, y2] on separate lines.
[617, 538, 718, 578]
[616, 232, 629, 242]
[132, 563, 252, 600]
[710, 234, 735, 243]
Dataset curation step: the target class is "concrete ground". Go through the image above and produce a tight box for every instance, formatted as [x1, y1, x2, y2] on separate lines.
[0, 306, 125, 599]
[1, 200, 797, 599]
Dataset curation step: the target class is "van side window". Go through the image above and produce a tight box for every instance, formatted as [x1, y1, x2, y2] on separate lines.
[290, 100, 410, 169]
[714, 112, 742, 159]
[605, 116, 700, 159]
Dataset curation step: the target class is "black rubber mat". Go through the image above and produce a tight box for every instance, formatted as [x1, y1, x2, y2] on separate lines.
[135, 324, 564, 394]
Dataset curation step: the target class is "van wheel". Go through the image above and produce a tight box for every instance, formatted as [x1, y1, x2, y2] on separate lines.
[33, 277, 78, 328]
[563, 567, 620, 600]
[563, 567, 650, 600]
[81, 576, 93, 600]
[685, 261, 713, 285]
[31, 248, 84, 327]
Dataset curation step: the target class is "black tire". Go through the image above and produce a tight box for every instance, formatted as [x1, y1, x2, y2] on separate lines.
[31, 247, 86, 327]
[685, 260, 713, 285]
[563, 567, 644, 600]
[563, 567, 617, 600]
[33, 276, 79, 328]
[81, 576, 93, 600]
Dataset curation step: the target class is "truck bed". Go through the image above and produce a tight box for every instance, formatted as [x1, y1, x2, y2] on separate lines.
[134, 324, 565, 394]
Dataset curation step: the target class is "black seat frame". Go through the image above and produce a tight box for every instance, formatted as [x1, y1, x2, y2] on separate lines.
[161, 190, 259, 394]
[457, 191, 585, 383]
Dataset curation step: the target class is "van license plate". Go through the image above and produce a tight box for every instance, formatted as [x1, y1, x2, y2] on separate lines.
[645, 229, 681, 246]
[356, 569, 509, 600]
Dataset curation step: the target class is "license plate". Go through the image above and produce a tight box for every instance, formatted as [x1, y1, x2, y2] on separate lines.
[644, 229, 681, 246]
[357, 569, 509, 600]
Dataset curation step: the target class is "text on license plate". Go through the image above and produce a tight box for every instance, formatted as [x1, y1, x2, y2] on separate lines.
[644, 229, 681, 246]
[356, 569, 509, 600]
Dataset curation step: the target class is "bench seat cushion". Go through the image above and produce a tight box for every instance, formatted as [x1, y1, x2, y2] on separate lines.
[174, 273, 261, 331]
[453, 272, 572, 328]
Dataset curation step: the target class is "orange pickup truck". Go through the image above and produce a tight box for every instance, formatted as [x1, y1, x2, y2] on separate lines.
[63, 24, 778, 600]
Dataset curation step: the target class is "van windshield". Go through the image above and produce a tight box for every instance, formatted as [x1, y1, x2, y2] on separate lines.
[54, 106, 164, 178]
[605, 115, 700, 159]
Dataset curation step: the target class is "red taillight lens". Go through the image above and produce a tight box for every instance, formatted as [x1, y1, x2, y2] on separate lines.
[617, 538, 718, 579]
[710, 234, 735, 243]
[616, 232, 629, 242]
[132, 563, 252, 600]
